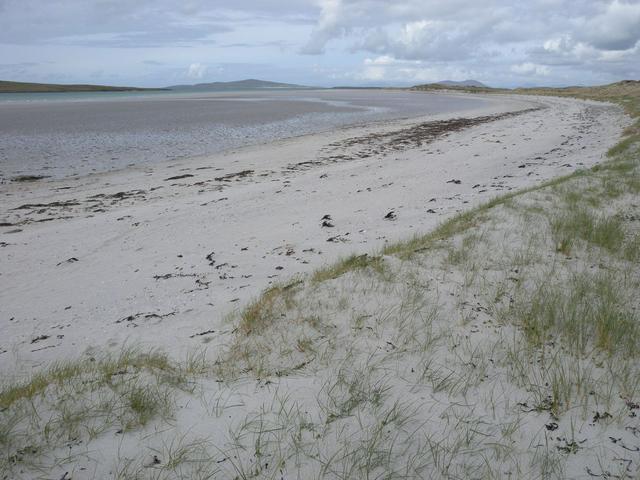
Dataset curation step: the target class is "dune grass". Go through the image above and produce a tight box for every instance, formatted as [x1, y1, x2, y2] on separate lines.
[550, 208, 625, 255]
[238, 279, 303, 334]
[311, 253, 386, 283]
[506, 271, 639, 357]
[0, 348, 210, 477]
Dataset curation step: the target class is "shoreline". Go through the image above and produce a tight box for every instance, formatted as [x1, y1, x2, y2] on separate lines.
[0, 93, 627, 374]
[0, 89, 502, 182]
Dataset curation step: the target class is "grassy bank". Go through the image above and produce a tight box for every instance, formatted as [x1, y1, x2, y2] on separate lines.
[1, 85, 638, 479]
[0, 80, 165, 93]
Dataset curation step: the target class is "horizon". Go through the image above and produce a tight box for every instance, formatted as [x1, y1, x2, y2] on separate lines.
[2, 77, 636, 91]
[0, 1, 639, 89]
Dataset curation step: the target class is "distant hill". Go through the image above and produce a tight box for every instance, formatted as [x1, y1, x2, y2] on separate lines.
[0, 80, 164, 93]
[412, 81, 499, 93]
[167, 79, 313, 91]
[412, 80, 640, 100]
[435, 80, 489, 88]
[331, 86, 389, 90]
[513, 79, 640, 96]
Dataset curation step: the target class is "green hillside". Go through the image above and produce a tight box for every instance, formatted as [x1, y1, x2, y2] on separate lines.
[0, 80, 165, 93]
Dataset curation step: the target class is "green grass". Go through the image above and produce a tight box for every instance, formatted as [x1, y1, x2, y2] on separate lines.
[311, 253, 386, 283]
[0, 363, 79, 410]
[624, 234, 640, 261]
[506, 271, 639, 358]
[319, 359, 393, 418]
[383, 172, 585, 260]
[607, 135, 637, 157]
[550, 208, 625, 255]
[236, 254, 387, 338]
[0, 349, 200, 475]
[446, 233, 481, 266]
[0, 79, 164, 93]
[238, 279, 303, 334]
[0, 349, 178, 410]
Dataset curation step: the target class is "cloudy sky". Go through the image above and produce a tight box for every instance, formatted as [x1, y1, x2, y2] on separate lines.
[1, 0, 639, 88]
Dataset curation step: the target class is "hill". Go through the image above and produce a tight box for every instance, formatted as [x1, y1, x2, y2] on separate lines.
[0, 80, 164, 93]
[167, 78, 312, 91]
[413, 79, 640, 98]
[412, 81, 498, 93]
[512, 80, 640, 100]
[436, 79, 488, 88]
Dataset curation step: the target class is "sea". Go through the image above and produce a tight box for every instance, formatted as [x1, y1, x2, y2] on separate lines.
[0, 89, 489, 181]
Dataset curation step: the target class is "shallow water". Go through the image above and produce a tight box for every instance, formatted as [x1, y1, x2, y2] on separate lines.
[0, 89, 488, 180]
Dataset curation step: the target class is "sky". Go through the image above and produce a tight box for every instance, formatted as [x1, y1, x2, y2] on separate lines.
[0, 0, 639, 88]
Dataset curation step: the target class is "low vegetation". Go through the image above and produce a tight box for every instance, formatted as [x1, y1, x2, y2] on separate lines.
[0, 80, 164, 93]
[311, 253, 386, 282]
[1, 83, 639, 478]
[0, 349, 212, 478]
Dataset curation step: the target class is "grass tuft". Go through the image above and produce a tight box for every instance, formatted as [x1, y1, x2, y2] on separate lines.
[550, 208, 625, 255]
[239, 279, 302, 335]
[0, 348, 202, 476]
[507, 272, 639, 357]
[312, 253, 386, 283]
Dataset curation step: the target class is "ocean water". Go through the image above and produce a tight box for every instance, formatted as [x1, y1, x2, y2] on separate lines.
[0, 89, 489, 181]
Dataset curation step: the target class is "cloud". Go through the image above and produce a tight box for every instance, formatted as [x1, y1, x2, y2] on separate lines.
[300, 0, 344, 54]
[298, 0, 639, 62]
[301, 1, 518, 59]
[187, 62, 207, 79]
[0, 0, 307, 46]
[0, 0, 638, 87]
[579, 0, 640, 51]
[364, 55, 400, 65]
[354, 19, 486, 62]
[298, 0, 640, 85]
[510, 62, 551, 76]
[355, 55, 480, 85]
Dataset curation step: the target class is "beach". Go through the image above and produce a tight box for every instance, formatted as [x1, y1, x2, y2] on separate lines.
[2, 87, 639, 479]
[3, 0, 639, 472]
[0, 92, 625, 372]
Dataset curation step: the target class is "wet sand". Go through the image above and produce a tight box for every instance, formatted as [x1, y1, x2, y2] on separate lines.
[0, 89, 490, 181]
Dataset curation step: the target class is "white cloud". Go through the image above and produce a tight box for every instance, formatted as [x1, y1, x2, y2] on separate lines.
[363, 55, 421, 66]
[543, 35, 573, 53]
[579, 0, 640, 51]
[356, 56, 478, 84]
[298, 0, 639, 85]
[510, 62, 551, 76]
[300, 0, 343, 54]
[0, 0, 638, 87]
[187, 62, 207, 79]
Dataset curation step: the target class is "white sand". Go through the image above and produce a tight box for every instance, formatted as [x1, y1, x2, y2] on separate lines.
[0, 92, 626, 373]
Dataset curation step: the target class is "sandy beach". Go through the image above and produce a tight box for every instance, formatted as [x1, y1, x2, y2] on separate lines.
[3, 0, 640, 474]
[0, 92, 625, 372]
[2, 88, 639, 479]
